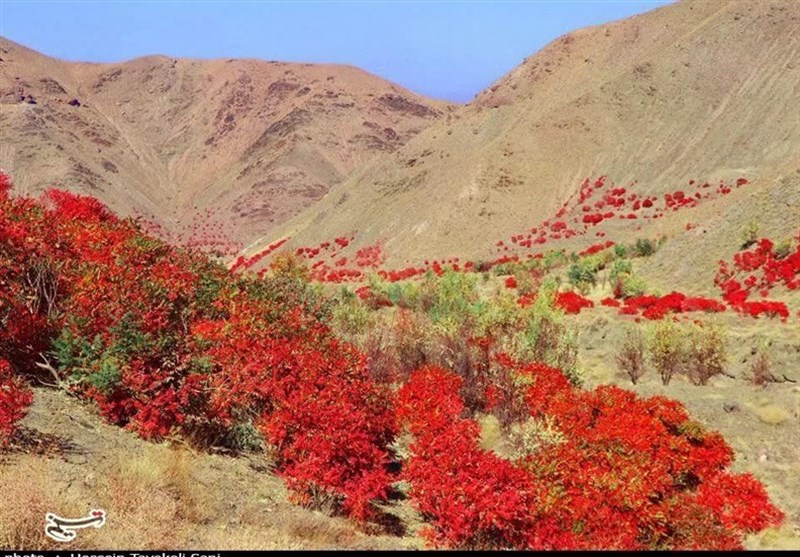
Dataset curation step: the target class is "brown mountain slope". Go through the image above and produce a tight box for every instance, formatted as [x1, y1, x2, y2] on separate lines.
[247, 0, 800, 283]
[0, 37, 452, 252]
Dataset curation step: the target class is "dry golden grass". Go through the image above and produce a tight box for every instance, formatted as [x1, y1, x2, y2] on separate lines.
[747, 525, 800, 550]
[750, 403, 792, 426]
[0, 441, 411, 550]
[0, 458, 70, 549]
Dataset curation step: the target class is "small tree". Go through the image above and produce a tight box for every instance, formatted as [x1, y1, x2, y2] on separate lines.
[750, 340, 773, 387]
[268, 251, 310, 281]
[687, 323, 727, 386]
[648, 320, 685, 385]
[616, 328, 646, 384]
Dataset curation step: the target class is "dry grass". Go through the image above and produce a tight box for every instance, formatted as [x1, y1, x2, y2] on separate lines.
[0, 458, 76, 549]
[0, 443, 408, 550]
[750, 403, 792, 426]
[747, 525, 800, 550]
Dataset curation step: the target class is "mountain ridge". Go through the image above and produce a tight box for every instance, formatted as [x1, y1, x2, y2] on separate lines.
[243, 0, 799, 285]
[0, 35, 453, 253]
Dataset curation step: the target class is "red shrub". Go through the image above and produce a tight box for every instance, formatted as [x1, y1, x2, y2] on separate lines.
[399, 358, 783, 550]
[0, 359, 33, 444]
[601, 297, 621, 308]
[715, 235, 799, 320]
[555, 291, 594, 314]
[397, 367, 540, 549]
[0, 173, 395, 521]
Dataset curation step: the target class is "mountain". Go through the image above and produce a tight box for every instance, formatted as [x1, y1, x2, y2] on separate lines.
[0, 37, 452, 253]
[245, 0, 799, 285]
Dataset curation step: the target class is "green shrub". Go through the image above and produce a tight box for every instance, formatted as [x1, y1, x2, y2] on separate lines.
[424, 270, 483, 332]
[543, 250, 568, 271]
[631, 238, 656, 258]
[609, 260, 647, 298]
[740, 219, 759, 250]
[609, 259, 633, 284]
[331, 288, 373, 336]
[567, 262, 597, 293]
[648, 321, 728, 386]
[509, 279, 581, 385]
[648, 320, 685, 385]
[774, 239, 793, 260]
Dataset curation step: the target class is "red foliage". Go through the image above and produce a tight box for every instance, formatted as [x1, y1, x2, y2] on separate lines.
[715, 236, 799, 321]
[578, 240, 615, 257]
[397, 367, 540, 549]
[0, 173, 11, 198]
[620, 292, 726, 320]
[0, 359, 33, 443]
[555, 291, 594, 314]
[0, 173, 394, 520]
[397, 359, 783, 549]
[0, 172, 789, 541]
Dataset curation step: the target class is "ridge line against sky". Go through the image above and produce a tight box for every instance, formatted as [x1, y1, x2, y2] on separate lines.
[0, 0, 672, 102]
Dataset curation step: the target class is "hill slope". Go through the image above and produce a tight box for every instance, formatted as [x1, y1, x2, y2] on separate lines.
[0, 38, 452, 251]
[248, 0, 799, 284]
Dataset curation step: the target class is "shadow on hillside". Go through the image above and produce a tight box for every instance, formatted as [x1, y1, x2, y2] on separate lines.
[0, 426, 86, 460]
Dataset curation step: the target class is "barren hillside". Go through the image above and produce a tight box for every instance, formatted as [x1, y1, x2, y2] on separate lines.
[248, 0, 799, 284]
[0, 38, 452, 252]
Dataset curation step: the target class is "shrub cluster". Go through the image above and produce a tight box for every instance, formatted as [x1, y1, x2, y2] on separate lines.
[0, 174, 394, 518]
[1, 173, 788, 546]
[715, 236, 799, 321]
[397, 358, 784, 549]
[648, 320, 728, 386]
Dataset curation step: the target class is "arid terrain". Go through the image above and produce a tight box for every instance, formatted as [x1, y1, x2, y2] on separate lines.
[0, 37, 451, 252]
[1, 0, 799, 551]
[245, 0, 799, 282]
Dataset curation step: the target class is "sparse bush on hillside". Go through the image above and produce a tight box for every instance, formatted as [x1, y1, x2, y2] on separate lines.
[616, 275, 646, 299]
[631, 238, 657, 257]
[750, 340, 773, 387]
[616, 327, 646, 384]
[513, 266, 542, 296]
[648, 320, 685, 385]
[687, 323, 727, 386]
[268, 251, 311, 282]
[510, 280, 581, 385]
[773, 239, 793, 260]
[567, 250, 615, 294]
[647, 321, 728, 386]
[567, 262, 596, 294]
[543, 250, 569, 271]
[609, 259, 648, 299]
[609, 259, 633, 283]
[331, 288, 373, 336]
[741, 219, 760, 250]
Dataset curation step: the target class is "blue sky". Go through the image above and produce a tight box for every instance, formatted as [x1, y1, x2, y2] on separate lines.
[0, 1, 671, 102]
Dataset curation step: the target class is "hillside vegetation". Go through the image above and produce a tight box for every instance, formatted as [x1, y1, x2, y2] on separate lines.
[2, 174, 796, 549]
